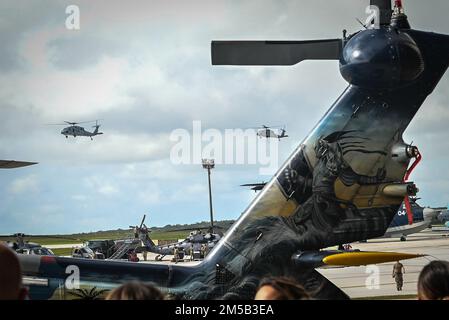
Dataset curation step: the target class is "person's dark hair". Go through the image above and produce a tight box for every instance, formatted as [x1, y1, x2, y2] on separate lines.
[106, 281, 165, 300]
[256, 276, 310, 300]
[418, 260, 449, 300]
[0, 244, 28, 300]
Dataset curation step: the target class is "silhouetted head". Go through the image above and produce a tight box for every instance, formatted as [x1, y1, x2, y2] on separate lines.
[0, 244, 28, 300]
[106, 281, 165, 300]
[418, 261, 449, 300]
[254, 277, 310, 300]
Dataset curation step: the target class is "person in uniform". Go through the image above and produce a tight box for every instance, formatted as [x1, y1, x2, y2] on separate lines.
[173, 247, 179, 264]
[392, 261, 405, 291]
[189, 245, 194, 261]
[200, 244, 206, 259]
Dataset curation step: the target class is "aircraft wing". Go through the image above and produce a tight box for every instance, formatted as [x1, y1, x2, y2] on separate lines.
[292, 250, 425, 269]
[0, 160, 38, 169]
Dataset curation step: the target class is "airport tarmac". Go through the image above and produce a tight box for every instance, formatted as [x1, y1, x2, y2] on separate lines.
[48, 229, 449, 299]
[137, 252, 201, 266]
[134, 230, 449, 299]
[46, 243, 82, 249]
[319, 230, 449, 299]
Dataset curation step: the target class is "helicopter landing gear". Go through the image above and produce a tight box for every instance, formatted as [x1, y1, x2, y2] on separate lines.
[155, 254, 165, 261]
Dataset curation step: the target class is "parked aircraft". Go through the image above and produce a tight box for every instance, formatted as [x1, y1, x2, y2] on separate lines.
[383, 198, 439, 241]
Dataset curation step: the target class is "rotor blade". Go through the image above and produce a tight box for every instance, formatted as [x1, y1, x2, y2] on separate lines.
[64, 121, 79, 126]
[370, 0, 392, 25]
[0, 160, 37, 169]
[212, 39, 342, 66]
[64, 120, 100, 125]
[140, 215, 146, 228]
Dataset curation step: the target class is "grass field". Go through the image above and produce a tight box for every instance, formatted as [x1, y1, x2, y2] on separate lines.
[0, 230, 192, 247]
[0, 236, 83, 245]
[0, 221, 232, 257]
[51, 248, 73, 256]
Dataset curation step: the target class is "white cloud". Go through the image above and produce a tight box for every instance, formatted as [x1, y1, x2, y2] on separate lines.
[71, 194, 88, 201]
[8, 174, 39, 194]
[137, 183, 161, 204]
[84, 176, 119, 196]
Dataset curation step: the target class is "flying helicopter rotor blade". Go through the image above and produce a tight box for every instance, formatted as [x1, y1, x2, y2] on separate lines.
[64, 121, 79, 126]
[212, 39, 343, 66]
[0, 160, 37, 169]
[64, 120, 102, 126]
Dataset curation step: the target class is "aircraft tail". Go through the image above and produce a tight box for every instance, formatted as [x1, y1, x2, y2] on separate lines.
[194, 25, 449, 300]
[92, 125, 103, 136]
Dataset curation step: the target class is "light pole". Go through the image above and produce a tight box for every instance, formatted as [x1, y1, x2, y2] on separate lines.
[202, 159, 215, 233]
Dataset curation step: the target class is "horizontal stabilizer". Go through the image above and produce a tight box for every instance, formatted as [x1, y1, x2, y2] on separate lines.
[293, 250, 425, 269]
[212, 39, 342, 66]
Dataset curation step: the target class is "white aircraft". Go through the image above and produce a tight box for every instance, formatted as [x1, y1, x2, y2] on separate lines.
[382, 198, 439, 241]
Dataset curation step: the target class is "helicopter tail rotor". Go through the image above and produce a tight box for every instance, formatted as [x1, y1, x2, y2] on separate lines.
[91, 120, 104, 136]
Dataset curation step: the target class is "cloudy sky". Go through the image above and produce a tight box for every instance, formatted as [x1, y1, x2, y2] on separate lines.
[1, 0, 449, 234]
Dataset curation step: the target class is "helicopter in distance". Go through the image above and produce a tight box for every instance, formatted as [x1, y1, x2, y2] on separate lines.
[50, 120, 104, 140]
[255, 125, 288, 140]
[240, 181, 267, 193]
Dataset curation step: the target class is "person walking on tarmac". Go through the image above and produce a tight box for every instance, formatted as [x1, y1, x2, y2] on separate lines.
[189, 245, 194, 261]
[200, 244, 206, 259]
[393, 261, 405, 291]
[173, 246, 179, 264]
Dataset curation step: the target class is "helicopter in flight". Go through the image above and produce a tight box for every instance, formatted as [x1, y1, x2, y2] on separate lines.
[50, 120, 103, 140]
[18, 0, 449, 300]
[255, 125, 288, 140]
[240, 181, 267, 193]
